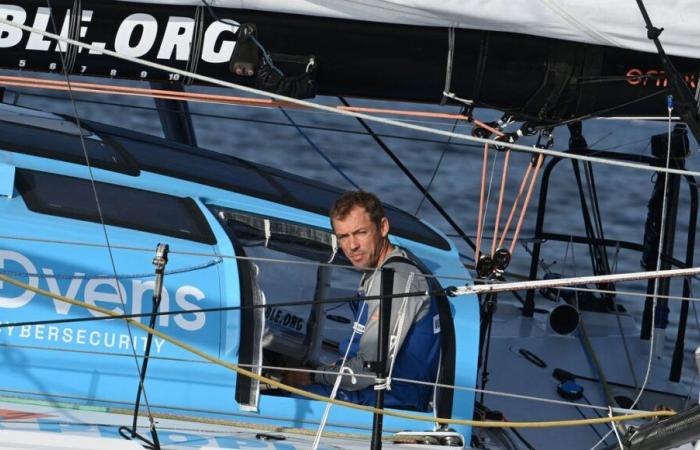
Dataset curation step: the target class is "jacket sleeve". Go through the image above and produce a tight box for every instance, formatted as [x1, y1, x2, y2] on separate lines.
[314, 263, 430, 390]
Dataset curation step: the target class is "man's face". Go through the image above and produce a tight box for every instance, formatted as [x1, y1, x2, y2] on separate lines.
[332, 205, 389, 269]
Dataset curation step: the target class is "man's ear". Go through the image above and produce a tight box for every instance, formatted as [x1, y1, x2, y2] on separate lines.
[379, 217, 389, 238]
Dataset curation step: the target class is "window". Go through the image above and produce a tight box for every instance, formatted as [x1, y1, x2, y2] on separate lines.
[16, 169, 216, 244]
[215, 208, 455, 414]
[82, 120, 451, 250]
[214, 208, 361, 407]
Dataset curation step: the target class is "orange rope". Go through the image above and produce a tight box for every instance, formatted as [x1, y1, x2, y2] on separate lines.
[0, 75, 482, 122]
[475, 143, 489, 262]
[337, 105, 469, 121]
[497, 162, 534, 250]
[0, 75, 287, 107]
[491, 149, 511, 255]
[473, 119, 505, 138]
[509, 154, 544, 255]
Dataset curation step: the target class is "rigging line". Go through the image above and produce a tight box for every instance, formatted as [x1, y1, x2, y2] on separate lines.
[0, 287, 446, 330]
[279, 106, 360, 190]
[529, 90, 669, 129]
[199, 0, 283, 77]
[497, 160, 534, 250]
[630, 96, 674, 412]
[509, 154, 544, 255]
[571, 403, 606, 443]
[455, 265, 700, 296]
[608, 407, 625, 450]
[0, 272, 676, 429]
[584, 163, 608, 267]
[0, 75, 480, 126]
[0, 346, 648, 416]
[481, 146, 500, 255]
[568, 235, 617, 412]
[568, 235, 615, 412]
[5, 21, 697, 183]
[0, 235, 472, 282]
[693, 287, 700, 340]
[491, 149, 511, 256]
[43, 0, 159, 436]
[14, 88, 488, 149]
[609, 244, 640, 389]
[338, 96, 477, 251]
[0, 364, 658, 423]
[414, 118, 461, 215]
[475, 143, 489, 261]
[478, 282, 700, 305]
[598, 136, 650, 152]
[312, 301, 368, 449]
[338, 105, 468, 122]
[0, 257, 222, 280]
[588, 131, 615, 149]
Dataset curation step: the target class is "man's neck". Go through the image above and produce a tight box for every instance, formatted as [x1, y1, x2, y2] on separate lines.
[375, 241, 395, 268]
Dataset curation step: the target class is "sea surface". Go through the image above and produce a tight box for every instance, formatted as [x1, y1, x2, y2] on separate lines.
[10, 77, 700, 386]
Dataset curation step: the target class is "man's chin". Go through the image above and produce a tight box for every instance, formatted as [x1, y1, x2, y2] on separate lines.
[350, 258, 369, 269]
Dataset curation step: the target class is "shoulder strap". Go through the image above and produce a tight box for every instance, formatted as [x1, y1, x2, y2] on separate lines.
[382, 255, 422, 271]
[383, 253, 455, 419]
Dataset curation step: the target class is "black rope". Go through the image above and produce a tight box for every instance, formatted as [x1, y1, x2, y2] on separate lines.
[478, 89, 667, 131]
[199, 0, 283, 77]
[338, 96, 476, 251]
[415, 116, 463, 214]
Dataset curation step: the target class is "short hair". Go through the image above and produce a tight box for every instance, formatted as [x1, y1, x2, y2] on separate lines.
[330, 191, 386, 228]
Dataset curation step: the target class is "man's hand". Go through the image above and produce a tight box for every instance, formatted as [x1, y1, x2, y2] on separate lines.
[282, 369, 314, 387]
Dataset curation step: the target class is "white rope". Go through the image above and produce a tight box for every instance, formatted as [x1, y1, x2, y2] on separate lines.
[3, 17, 700, 179]
[628, 97, 675, 411]
[312, 302, 366, 449]
[454, 266, 700, 296]
[0, 345, 649, 417]
[589, 429, 615, 450]
[312, 280, 372, 449]
[440, 27, 456, 105]
[381, 272, 415, 391]
[608, 407, 624, 449]
[381, 298, 408, 391]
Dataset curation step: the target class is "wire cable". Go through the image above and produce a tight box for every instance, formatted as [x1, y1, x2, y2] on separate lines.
[279, 107, 360, 189]
[44, 0, 159, 439]
[3, 18, 699, 181]
[628, 96, 674, 411]
[0, 271, 676, 428]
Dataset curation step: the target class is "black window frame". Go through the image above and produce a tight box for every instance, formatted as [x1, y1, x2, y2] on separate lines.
[16, 169, 216, 245]
[0, 118, 139, 176]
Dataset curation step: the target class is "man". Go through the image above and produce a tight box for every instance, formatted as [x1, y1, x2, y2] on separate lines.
[285, 191, 441, 411]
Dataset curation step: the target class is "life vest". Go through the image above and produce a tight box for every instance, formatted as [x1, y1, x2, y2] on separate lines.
[326, 255, 442, 411]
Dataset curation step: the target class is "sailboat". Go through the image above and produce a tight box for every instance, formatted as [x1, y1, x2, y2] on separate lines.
[0, 1, 699, 449]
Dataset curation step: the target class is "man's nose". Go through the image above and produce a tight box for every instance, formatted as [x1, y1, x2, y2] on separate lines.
[349, 234, 360, 249]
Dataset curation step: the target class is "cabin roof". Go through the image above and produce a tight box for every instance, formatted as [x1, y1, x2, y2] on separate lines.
[0, 111, 450, 250]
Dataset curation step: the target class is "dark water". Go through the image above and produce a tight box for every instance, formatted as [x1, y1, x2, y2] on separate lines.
[12, 80, 700, 369]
